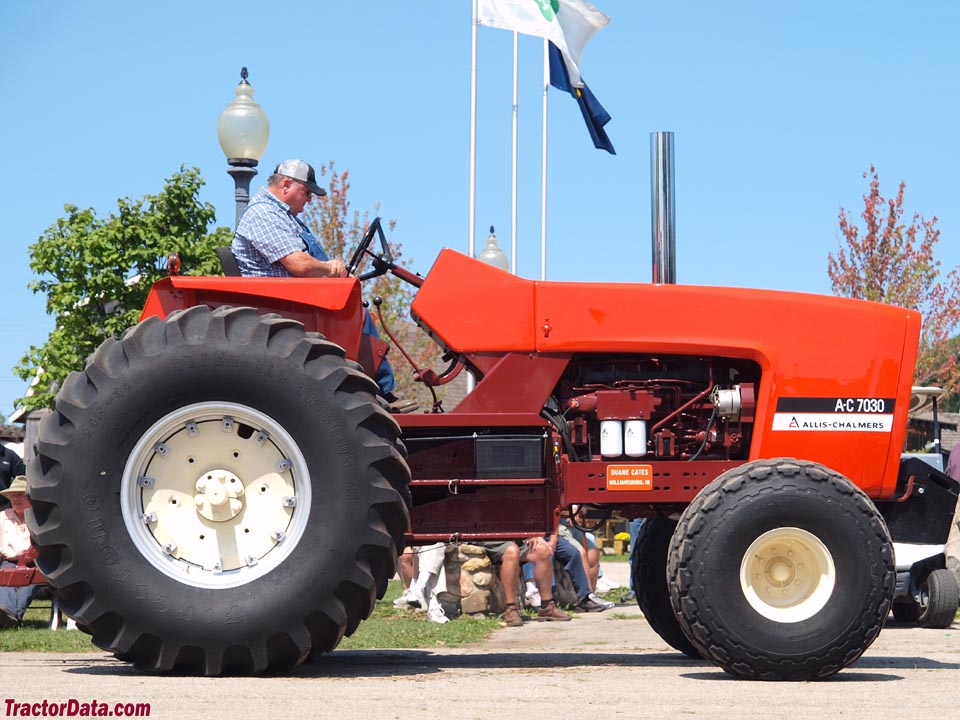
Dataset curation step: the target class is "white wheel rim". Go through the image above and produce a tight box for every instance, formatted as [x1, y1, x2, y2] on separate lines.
[121, 402, 311, 589]
[739, 527, 836, 623]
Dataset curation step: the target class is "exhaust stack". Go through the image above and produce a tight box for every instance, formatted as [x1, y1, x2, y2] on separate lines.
[651, 131, 676, 284]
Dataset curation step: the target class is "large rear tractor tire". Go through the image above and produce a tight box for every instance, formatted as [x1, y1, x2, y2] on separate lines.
[26, 306, 411, 675]
[630, 517, 700, 658]
[667, 458, 895, 680]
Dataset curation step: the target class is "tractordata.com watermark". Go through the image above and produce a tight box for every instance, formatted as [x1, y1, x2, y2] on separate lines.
[4, 699, 150, 718]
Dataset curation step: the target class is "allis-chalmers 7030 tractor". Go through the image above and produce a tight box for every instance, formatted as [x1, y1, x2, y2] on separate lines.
[26, 220, 960, 680]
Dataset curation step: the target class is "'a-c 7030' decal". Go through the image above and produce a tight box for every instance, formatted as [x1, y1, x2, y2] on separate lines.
[772, 397, 895, 432]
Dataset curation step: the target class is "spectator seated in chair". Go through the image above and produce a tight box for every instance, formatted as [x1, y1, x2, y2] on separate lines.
[0, 476, 42, 628]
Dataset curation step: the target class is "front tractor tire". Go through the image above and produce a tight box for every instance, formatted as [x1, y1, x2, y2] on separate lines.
[26, 306, 411, 675]
[667, 458, 895, 680]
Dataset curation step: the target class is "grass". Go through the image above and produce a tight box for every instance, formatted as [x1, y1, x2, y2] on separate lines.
[600, 553, 631, 563]
[0, 582, 506, 654]
[340, 580, 503, 649]
[0, 600, 100, 652]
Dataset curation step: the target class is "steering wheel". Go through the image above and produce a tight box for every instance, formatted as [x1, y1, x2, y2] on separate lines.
[347, 217, 394, 281]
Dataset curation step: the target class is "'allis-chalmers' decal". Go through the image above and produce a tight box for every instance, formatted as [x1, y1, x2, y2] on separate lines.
[772, 397, 896, 432]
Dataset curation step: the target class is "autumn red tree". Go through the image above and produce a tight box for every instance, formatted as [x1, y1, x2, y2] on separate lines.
[828, 166, 960, 394]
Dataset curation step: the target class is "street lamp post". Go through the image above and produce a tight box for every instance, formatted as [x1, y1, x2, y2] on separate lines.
[217, 67, 270, 228]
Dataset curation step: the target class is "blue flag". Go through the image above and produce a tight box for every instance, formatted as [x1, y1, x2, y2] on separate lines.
[548, 41, 615, 155]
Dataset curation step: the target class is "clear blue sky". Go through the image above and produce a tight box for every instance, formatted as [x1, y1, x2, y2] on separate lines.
[2, 1, 959, 419]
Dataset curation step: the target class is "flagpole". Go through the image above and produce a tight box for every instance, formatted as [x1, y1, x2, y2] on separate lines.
[469, 0, 478, 262]
[511, 31, 518, 276]
[540, 38, 548, 281]
[467, 0, 479, 394]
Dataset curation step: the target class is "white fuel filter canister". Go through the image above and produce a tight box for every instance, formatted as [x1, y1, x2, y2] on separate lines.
[600, 420, 623, 457]
[624, 420, 647, 457]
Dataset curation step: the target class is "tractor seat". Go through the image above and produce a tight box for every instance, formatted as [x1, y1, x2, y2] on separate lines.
[216, 246, 241, 277]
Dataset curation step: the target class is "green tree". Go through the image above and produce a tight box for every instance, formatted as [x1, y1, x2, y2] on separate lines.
[301, 162, 447, 409]
[828, 166, 960, 394]
[15, 166, 231, 411]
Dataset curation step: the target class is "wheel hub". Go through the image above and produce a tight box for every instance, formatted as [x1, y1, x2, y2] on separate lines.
[739, 527, 836, 623]
[194, 469, 245, 522]
[763, 554, 796, 587]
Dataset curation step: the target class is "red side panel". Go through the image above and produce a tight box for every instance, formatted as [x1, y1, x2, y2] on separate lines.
[140, 276, 365, 360]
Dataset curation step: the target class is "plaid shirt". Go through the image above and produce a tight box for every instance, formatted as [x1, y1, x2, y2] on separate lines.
[232, 187, 328, 277]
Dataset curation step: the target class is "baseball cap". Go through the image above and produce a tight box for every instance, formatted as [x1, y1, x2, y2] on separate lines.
[0, 475, 27, 497]
[274, 159, 327, 197]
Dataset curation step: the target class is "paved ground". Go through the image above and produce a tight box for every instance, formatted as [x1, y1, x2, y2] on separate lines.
[2, 560, 957, 720]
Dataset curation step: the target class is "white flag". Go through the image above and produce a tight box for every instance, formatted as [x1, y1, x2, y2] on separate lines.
[477, 0, 609, 87]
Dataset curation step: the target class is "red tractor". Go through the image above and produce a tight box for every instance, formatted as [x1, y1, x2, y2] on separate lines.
[25, 219, 959, 679]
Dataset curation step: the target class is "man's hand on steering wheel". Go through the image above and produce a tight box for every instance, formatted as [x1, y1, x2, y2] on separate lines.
[327, 258, 348, 277]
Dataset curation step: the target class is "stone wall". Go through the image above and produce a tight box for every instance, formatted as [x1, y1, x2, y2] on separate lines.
[439, 543, 508, 618]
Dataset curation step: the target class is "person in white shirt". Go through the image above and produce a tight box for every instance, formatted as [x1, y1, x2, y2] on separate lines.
[0, 476, 41, 627]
